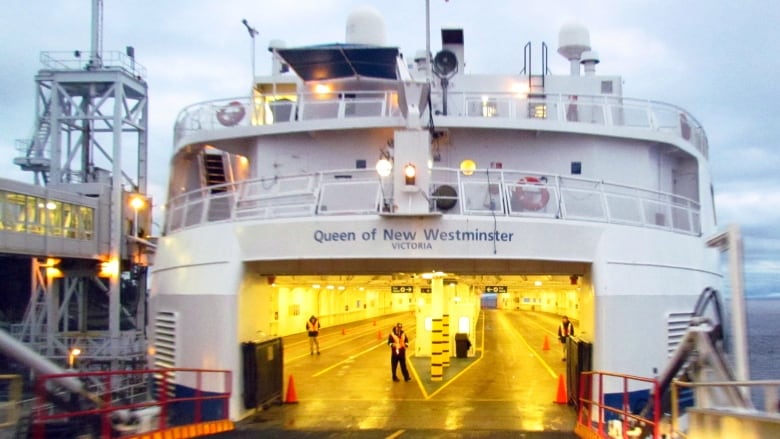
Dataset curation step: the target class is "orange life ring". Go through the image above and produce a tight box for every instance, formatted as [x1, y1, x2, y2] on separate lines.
[216, 101, 246, 126]
[513, 176, 550, 211]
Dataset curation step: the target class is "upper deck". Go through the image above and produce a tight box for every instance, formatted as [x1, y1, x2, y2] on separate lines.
[173, 88, 708, 159]
[164, 18, 712, 240]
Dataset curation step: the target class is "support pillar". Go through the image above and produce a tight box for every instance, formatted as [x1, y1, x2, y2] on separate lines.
[431, 318, 443, 382]
[430, 276, 444, 380]
[442, 313, 450, 368]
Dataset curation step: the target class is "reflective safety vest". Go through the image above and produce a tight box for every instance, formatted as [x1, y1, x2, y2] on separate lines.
[307, 319, 318, 332]
[559, 321, 573, 338]
[390, 332, 407, 351]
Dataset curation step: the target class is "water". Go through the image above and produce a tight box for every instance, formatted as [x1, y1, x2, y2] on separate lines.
[744, 298, 780, 380]
[724, 297, 780, 409]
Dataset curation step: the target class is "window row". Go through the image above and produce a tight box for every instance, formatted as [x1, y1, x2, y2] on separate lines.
[0, 190, 95, 240]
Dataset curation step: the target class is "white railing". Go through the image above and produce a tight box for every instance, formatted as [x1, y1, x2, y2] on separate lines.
[164, 168, 701, 237]
[39, 50, 147, 80]
[671, 379, 780, 438]
[173, 90, 403, 144]
[173, 91, 708, 158]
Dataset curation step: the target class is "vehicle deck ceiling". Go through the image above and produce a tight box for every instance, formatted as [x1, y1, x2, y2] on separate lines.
[244, 259, 588, 290]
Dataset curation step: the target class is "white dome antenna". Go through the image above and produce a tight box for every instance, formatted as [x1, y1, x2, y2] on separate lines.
[558, 22, 591, 76]
[345, 6, 386, 45]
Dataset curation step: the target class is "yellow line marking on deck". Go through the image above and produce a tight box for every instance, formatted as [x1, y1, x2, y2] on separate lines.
[311, 341, 386, 377]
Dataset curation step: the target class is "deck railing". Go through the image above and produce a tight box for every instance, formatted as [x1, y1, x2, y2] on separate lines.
[39, 50, 148, 80]
[31, 368, 232, 438]
[173, 91, 708, 157]
[670, 379, 780, 438]
[575, 371, 662, 439]
[164, 168, 701, 237]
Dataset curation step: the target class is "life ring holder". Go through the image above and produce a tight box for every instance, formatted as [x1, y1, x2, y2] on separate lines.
[513, 176, 550, 211]
[216, 101, 246, 127]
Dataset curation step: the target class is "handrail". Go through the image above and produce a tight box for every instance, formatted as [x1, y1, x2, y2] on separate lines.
[39, 50, 148, 80]
[172, 91, 708, 157]
[575, 370, 661, 439]
[163, 168, 702, 238]
[670, 379, 780, 438]
[31, 368, 231, 438]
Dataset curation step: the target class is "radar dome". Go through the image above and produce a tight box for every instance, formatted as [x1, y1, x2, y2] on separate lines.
[557, 21, 591, 60]
[345, 6, 386, 45]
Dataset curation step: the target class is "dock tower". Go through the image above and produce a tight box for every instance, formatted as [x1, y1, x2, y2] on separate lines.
[9, 0, 151, 371]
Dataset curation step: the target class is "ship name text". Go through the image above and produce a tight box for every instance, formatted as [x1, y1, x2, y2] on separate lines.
[312, 228, 514, 248]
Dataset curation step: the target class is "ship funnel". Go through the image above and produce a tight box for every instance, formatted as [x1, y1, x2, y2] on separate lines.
[558, 22, 591, 76]
[346, 6, 386, 45]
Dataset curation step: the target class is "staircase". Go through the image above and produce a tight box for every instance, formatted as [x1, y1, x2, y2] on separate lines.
[13, 108, 53, 184]
[203, 152, 232, 221]
[203, 152, 227, 193]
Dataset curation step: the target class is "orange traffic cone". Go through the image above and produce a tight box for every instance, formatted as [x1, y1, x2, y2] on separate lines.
[554, 373, 568, 404]
[377, 330, 382, 340]
[341, 327, 346, 335]
[543, 336, 551, 351]
[373, 320, 377, 326]
[285, 374, 299, 404]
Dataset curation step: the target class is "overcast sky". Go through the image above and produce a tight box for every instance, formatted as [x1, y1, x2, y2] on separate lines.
[1, 1, 778, 297]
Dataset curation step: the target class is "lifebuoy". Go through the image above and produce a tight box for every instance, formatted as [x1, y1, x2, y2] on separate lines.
[513, 176, 550, 211]
[216, 101, 246, 127]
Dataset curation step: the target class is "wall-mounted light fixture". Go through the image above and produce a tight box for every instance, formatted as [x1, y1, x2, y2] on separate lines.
[404, 163, 417, 185]
[460, 159, 476, 176]
[376, 158, 392, 177]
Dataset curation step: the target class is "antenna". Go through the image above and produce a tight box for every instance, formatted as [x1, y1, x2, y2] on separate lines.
[557, 22, 591, 76]
[242, 19, 259, 38]
[241, 19, 259, 87]
[90, 0, 104, 68]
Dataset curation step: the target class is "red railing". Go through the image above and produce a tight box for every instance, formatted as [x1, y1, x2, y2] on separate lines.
[31, 368, 231, 439]
[575, 370, 661, 439]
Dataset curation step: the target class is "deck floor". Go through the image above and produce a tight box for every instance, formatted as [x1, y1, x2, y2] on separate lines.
[209, 309, 578, 438]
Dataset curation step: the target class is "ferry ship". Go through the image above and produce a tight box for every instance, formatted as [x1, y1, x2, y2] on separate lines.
[150, 4, 723, 427]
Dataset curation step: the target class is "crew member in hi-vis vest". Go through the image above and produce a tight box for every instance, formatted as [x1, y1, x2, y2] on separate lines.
[387, 322, 411, 382]
[558, 315, 575, 361]
[306, 315, 320, 355]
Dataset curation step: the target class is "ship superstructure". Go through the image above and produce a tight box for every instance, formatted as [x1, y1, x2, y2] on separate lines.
[151, 7, 720, 420]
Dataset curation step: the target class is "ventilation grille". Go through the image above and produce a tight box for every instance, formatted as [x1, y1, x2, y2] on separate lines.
[667, 311, 694, 357]
[153, 311, 178, 397]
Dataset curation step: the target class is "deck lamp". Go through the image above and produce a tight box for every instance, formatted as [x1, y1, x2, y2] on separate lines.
[460, 159, 476, 176]
[376, 158, 392, 177]
[404, 163, 416, 185]
[68, 347, 81, 369]
[130, 195, 145, 237]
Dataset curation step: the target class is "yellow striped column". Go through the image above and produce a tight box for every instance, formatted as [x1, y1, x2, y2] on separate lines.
[442, 313, 450, 367]
[431, 318, 443, 381]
